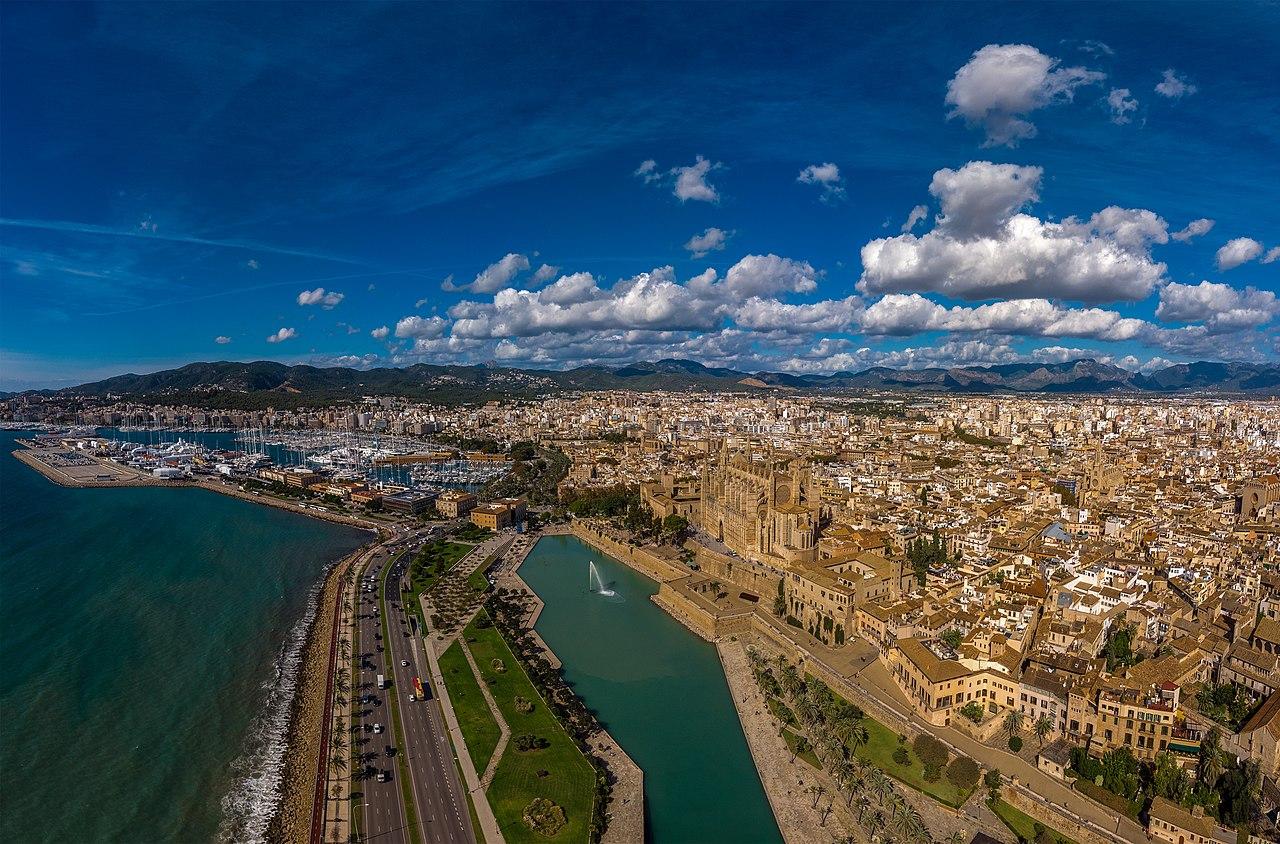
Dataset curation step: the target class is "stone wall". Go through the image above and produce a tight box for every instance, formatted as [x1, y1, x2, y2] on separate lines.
[1003, 783, 1116, 844]
[693, 541, 782, 599]
[571, 521, 687, 583]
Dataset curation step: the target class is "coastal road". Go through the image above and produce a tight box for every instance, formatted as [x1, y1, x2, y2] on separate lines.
[381, 544, 477, 844]
[354, 548, 411, 843]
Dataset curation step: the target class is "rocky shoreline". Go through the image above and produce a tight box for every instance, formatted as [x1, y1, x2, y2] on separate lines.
[265, 545, 370, 844]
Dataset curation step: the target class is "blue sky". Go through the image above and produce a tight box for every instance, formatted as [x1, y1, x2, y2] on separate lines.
[1, 2, 1278, 390]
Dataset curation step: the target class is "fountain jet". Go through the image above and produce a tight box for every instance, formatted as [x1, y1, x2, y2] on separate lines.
[588, 560, 616, 597]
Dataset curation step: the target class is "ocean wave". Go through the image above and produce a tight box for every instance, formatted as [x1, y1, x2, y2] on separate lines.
[216, 563, 331, 844]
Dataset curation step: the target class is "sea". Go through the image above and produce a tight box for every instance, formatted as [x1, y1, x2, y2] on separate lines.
[0, 430, 370, 843]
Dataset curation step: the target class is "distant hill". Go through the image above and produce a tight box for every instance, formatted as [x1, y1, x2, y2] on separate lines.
[29, 357, 1280, 409]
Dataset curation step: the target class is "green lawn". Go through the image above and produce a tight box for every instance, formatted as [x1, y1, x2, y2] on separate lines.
[853, 714, 974, 808]
[465, 611, 595, 843]
[780, 728, 821, 769]
[989, 798, 1078, 844]
[439, 641, 502, 774]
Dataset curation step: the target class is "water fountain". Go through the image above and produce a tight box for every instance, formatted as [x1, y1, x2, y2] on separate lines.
[588, 560, 616, 597]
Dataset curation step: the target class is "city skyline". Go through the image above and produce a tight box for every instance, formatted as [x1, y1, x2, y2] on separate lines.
[2, 2, 1278, 392]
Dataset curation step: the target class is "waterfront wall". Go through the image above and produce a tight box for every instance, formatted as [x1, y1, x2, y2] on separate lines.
[570, 521, 688, 583]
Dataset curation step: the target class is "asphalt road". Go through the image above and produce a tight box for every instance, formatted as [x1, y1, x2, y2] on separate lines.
[380, 544, 477, 844]
[354, 548, 411, 843]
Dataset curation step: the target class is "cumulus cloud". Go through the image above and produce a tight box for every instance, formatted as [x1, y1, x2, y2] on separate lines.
[266, 327, 296, 343]
[1155, 69, 1197, 98]
[214, 335, 232, 344]
[371, 325, 390, 339]
[671, 156, 722, 203]
[297, 287, 344, 308]
[447, 254, 819, 342]
[530, 263, 560, 286]
[858, 294, 1149, 341]
[901, 205, 929, 233]
[718, 254, 818, 298]
[1263, 247, 1280, 264]
[470, 253, 530, 293]
[394, 315, 448, 340]
[684, 227, 732, 258]
[858, 161, 1168, 303]
[945, 44, 1105, 146]
[1216, 237, 1264, 271]
[1106, 88, 1138, 124]
[1157, 281, 1280, 332]
[732, 296, 862, 333]
[797, 162, 846, 202]
[1171, 218, 1214, 243]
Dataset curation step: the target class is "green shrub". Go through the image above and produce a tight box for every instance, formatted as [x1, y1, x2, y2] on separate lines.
[923, 762, 943, 782]
[522, 797, 567, 837]
[913, 733, 950, 769]
[893, 746, 911, 766]
[514, 733, 550, 753]
[946, 756, 981, 790]
[1009, 735, 1023, 752]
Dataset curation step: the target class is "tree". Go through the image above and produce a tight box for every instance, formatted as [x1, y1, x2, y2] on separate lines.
[984, 768, 1003, 801]
[791, 735, 811, 764]
[946, 756, 981, 791]
[1197, 725, 1225, 788]
[940, 628, 963, 651]
[1004, 709, 1024, 738]
[1033, 715, 1054, 746]
[1152, 751, 1191, 803]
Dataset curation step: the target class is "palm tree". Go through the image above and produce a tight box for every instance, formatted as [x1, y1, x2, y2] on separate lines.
[865, 809, 887, 836]
[831, 758, 856, 804]
[330, 752, 348, 773]
[887, 792, 906, 823]
[946, 831, 966, 844]
[1034, 715, 1053, 746]
[854, 794, 872, 822]
[1003, 709, 1024, 738]
[811, 783, 828, 809]
[868, 766, 894, 805]
[847, 721, 870, 756]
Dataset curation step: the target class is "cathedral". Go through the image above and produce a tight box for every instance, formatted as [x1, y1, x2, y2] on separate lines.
[698, 440, 821, 567]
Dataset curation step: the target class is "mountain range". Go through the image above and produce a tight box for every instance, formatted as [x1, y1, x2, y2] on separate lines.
[22, 357, 1280, 409]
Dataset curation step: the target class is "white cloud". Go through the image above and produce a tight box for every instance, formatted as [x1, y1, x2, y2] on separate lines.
[671, 156, 721, 203]
[1171, 218, 1214, 243]
[858, 161, 1168, 303]
[929, 161, 1042, 238]
[901, 205, 929, 233]
[797, 162, 845, 201]
[945, 44, 1105, 146]
[266, 327, 296, 343]
[394, 315, 448, 339]
[214, 335, 232, 344]
[297, 287, 345, 308]
[1156, 281, 1280, 332]
[634, 159, 660, 184]
[719, 254, 818, 298]
[684, 227, 732, 258]
[1263, 247, 1280, 264]
[858, 294, 1148, 341]
[246, 259, 259, 270]
[530, 264, 560, 286]
[732, 296, 861, 333]
[371, 325, 390, 339]
[471, 253, 530, 293]
[1155, 69, 1197, 99]
[1216, 237, 1264, 271]
[1105, 88, 1138, 124]
[414, 297, 429, 308]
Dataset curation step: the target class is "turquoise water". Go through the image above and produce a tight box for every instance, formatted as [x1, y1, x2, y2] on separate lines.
[519, 535, 782, 844]
[0, 430, 370, 843]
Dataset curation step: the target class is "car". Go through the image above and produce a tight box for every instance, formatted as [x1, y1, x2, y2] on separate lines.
[401, 660, 408, 667]
[385, 744, 395, 757]
[372, 723, 384, 733]
[376, 769, 389, 782]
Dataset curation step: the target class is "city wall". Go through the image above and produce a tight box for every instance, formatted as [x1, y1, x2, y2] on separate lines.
[1003, 783, 1114, 844]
